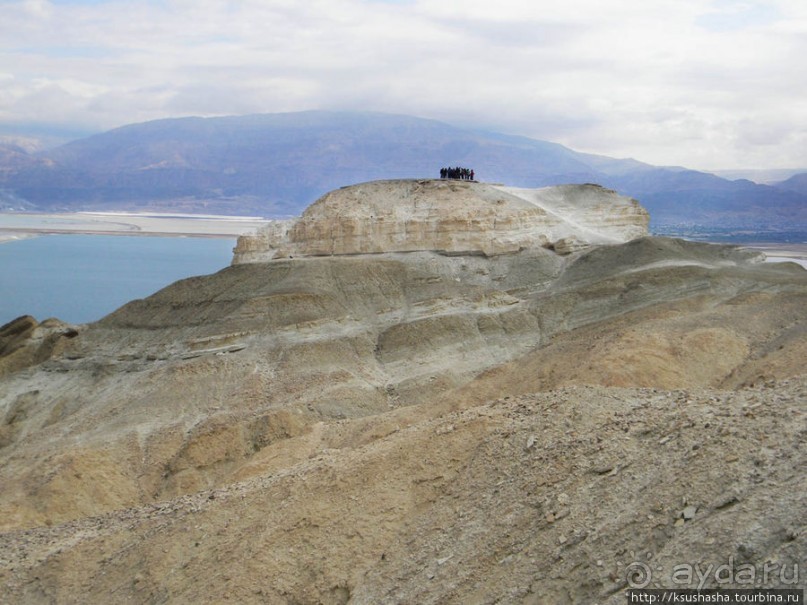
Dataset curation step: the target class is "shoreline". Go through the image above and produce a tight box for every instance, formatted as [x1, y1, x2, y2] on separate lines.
[0, 211, 270, 242]
[740, 243, 807, 270]
[740, 242, 807, 259]
[0, 229, 246, 240]
[0, 232, 39, 245]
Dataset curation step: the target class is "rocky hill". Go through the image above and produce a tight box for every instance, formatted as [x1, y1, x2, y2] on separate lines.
[233, 180, 649, 261]
[0, 181, 805, 603]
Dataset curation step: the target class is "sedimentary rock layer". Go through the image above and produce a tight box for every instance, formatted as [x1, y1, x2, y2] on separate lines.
[0, 180, 805, 604]
[1, 236, 803, 532]
[232, 179, 649, 262]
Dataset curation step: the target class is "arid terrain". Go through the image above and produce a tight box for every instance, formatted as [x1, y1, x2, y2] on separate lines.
[0, 180, 805, 604]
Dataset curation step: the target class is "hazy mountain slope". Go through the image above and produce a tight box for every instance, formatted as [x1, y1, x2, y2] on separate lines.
[0, 144, 48, 210]
[1, 111, 805, 225]
[774, 172, 807, 196]
[3, 112, 600, 216]
[603, 168, 806, 226]
[712, 168, 807, 183]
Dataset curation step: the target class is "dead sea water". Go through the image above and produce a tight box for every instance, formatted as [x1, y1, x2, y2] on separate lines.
[2, 229, 804, 327]
[0, 234, 234, 325]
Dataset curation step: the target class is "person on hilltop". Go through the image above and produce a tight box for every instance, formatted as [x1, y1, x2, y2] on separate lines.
[439, 166, 475, 180]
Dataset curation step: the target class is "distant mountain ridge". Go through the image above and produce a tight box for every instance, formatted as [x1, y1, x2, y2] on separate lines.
[713, 168, 807, 184]
[774, 172, 807, 197]
[0, 110, 805, 227]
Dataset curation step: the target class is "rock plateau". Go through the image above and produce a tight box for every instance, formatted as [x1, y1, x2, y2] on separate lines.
[0, 180, 805, 604]
[232, 180, 649, 261]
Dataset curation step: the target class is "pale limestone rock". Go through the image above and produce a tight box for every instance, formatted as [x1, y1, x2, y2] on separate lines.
[232, 179, 649, 264]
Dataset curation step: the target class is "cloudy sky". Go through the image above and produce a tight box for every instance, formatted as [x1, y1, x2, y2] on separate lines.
[1, 0, 805, 170]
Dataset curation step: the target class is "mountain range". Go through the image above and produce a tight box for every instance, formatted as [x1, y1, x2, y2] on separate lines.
[1, 110, 805, 228]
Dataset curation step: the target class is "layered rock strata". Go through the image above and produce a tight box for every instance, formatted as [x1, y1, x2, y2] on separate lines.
[0, 180, 806, 604]
[1, 235, 802, 531]
[232, 179, 649, 262]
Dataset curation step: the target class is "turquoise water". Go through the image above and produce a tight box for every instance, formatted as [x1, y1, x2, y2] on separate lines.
[0, 235, 235, 325]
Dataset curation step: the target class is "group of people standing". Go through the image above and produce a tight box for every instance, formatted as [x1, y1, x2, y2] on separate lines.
[440, 167, 474, 181]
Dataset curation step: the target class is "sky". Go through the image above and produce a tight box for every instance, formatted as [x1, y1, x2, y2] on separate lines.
[1, 0, 806, 170]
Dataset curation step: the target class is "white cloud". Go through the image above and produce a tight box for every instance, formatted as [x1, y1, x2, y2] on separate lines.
[0, 0, 804, 169]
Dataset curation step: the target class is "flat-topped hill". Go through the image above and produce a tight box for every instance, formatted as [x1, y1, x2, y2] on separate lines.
[233, 179, 649, 262]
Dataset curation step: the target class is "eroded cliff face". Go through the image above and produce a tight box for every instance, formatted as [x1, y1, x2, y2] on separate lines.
[0, 181, 805, 604]
[232, 180, 649, 263]
[0, 237, 800, 531]
[0, 315, 79, 378]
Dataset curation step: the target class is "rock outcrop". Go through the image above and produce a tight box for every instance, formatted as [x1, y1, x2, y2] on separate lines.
[0, 315, 79, 378]
[0, 180, 805, 604]
[232, 179, 649, 262]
